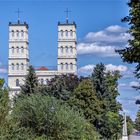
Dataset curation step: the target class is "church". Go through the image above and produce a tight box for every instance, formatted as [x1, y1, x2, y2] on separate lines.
[8, 16, 77, 98]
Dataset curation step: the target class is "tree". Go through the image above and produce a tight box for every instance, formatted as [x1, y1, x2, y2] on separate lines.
[99, 112, 122, 139]
[46, 74, 80, 101]
[0, 78, 9, 125]
[91, 63, 107, 101]
[12, 94, 99, 140]
[69, 79, 102, 126]
[91, 64, 122, 139]
[105, 71, 122, 112]
[116, 0, 140, 78]
[20, 65, 39, 95]
[135, 111, 140, 131]
[126, 116, 134, 135]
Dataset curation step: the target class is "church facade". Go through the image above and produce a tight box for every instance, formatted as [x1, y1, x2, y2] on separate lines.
[8, 19, 77, 98]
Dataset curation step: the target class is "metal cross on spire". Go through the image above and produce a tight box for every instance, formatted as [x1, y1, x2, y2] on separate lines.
[15, 8, 22, 23]
[64, 8, 71, 23]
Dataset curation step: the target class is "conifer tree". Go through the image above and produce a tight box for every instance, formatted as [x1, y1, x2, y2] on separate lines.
[105, 71, 122, 112]
[20, 65, 39, 95]
[91, 64, 122, 138]
[135, 111, 140, 131]
[91, 63, 107, 101]
[0, 78, 9, 125]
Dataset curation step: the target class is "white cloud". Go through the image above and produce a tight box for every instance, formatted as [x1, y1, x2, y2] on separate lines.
[84, 25, 130, 43]
[78, 64, 128, 75]
[0, 68, 7, 74]
[77, 43, 118, 57]
[0, 62, 7, 74]
[105, 25, 127, 33]
[129, 81, 140, 88]
[78, 64, 95, 75]
[78, 25, 131, 57]
[105, 64, 128, 72]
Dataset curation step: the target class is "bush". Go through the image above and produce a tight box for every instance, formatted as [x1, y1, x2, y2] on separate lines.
[12, 94, 99, 140]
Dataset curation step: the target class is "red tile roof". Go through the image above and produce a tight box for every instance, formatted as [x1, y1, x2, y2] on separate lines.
[37, 66, 49, 71]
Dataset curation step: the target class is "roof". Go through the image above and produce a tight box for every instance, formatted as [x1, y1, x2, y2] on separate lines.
[36, 66, 49, 71]
[9, 20, 29, 28]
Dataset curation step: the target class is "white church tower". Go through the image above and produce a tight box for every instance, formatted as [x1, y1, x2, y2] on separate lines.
[8, 20, 29, 97]
[57, 14, 77, 75]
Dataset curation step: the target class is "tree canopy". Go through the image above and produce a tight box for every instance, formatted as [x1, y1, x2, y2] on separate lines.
[116, 0, 140, 78]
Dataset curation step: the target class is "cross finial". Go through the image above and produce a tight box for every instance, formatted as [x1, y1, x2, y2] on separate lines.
[64, 8, 71, 23]
[15, 8, 22, 23]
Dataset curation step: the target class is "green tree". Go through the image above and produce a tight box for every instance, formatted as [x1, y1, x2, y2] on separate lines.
[47, 74, 80, 101]
[116, 0, 140, 78]
[99, 112, 122, 139]
[20, 65, 39, 95]
[126, 116, 134, 135]
[105, 71, 122, 112]
[135, 111, 140, 131]
[0, 78, 9, 126]
[12, 94, 99, 140]
[91, 63, 107, 101]
[91, 64, 122, 139]
[69, 79, 102, 126]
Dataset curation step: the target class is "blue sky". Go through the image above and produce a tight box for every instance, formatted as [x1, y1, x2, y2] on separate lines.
[0, 0, 139, 120]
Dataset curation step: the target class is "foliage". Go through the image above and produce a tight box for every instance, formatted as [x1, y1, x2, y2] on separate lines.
[91, 63, 107, 101]
[69, 79, 102, 126]
[91, 64, 122, 138]
[116, 0, 140, 80]
[105, 71, 122, 112]
[126, 116, 134, 135]
[135, 111, 140, 131]
[12, 94, 99, 140]
[0, 78, 34, 140]
[0, 78, 9, 126]
[99, 112, 122, 139]
[20, 65, 39, 95]
[46, 74, 80, 101]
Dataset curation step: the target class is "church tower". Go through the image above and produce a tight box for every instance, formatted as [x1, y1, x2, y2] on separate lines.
[57, 16, 77, 75]
[8, 20, 29, 98]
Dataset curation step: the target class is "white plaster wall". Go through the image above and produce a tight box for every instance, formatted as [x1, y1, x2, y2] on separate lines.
[9, 25, 28, 42]
[57, 23, 77, 75]
[58, 25, 76, 41]
[8, 23, 29, 96]
[8, 76, 25, 88]
[9, 42, 29, 59]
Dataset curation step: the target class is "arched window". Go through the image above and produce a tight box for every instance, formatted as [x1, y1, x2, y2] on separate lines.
[60, 46, 63, 53]
[21, 46, 24, 53]
[65, 30, 68, 36]
[41, 79, 44, 84]
[12, 46, 14, 53]
[66, 46, 68, 53]
[16, 63, 19, 70]
[21, 63, 24, 70]
[70, 30, 73, 36]
[70, 46, 73, 53]
[61, 63, 63, 70]
[21, 30, 24, 37]
[11, 63, 14, 70]
[70, 63, 73, 70]
[16, 30, 19, 37]
[66, 63, 68, 70]
[61, 30, 63, 37]
[16, 79, 19, 87]
[11, 30, 14, 37]
[16, 46, 19, 53]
